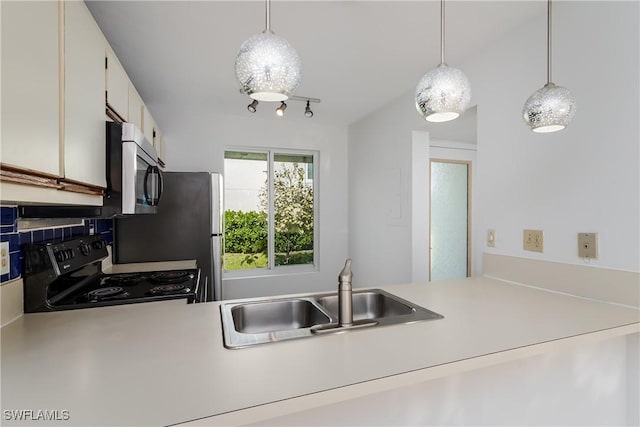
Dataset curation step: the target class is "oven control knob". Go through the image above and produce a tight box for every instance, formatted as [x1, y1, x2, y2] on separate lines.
[92, 240, 105, 250]
[66, 249, 75, 260]
[80, 244, 91, 256]
[54, 250, 65, 262]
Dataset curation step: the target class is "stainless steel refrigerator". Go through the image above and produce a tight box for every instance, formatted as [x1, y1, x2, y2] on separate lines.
[113, 172, 223, 301]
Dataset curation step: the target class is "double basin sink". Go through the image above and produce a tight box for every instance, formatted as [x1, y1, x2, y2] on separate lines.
[221, 289, 443, 349]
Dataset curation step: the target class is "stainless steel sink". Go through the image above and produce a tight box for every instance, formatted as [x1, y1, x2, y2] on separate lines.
[220, 289, 443, 349]
[231, 299, 331, 334]
[317, 291, 416, 321]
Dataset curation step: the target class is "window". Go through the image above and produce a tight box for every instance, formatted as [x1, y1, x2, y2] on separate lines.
[223, 149, 317, 274]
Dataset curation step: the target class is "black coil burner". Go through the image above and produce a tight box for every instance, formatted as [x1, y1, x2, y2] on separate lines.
[149, 284, 188, 295]
[85, 287, 129, 302]
[150, 271, 195, 284]
[102, 273, 144, 287]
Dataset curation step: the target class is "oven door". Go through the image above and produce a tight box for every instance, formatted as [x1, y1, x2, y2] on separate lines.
[122, 141, 163, 214]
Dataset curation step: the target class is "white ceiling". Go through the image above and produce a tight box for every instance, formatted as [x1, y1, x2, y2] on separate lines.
[86, 1, 543, 130]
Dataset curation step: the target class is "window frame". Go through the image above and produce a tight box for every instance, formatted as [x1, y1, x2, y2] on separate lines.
[223, 146, 319, 278]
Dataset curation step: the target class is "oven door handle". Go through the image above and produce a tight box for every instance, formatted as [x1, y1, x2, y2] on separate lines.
[47, 272, 101, 306]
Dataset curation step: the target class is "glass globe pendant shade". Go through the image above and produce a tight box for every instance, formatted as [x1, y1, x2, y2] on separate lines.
[415, 64, 471, 122]
[235, 31, 301, 102]
[522, 82, 576, 133]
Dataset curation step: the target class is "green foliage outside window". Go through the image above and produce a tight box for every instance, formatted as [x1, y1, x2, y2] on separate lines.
[224, 162, 314, 270]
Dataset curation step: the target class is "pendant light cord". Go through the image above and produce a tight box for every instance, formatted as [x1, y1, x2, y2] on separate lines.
[265, 0, 271, 32]
[440, 0, 446, 65]
[547, 0, 552, 84]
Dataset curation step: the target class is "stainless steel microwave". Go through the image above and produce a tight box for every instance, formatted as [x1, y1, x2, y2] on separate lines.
[104, 122, 163, 216]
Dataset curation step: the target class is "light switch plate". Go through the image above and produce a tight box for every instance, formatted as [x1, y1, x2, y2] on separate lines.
[0, 242, 9, 276]
[523, 229, 543, 252]
[487, 229, 496, 247]
[578, 233, 598, 259]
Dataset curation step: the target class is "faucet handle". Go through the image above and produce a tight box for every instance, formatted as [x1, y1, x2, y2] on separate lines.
[339, 259, 352, 285]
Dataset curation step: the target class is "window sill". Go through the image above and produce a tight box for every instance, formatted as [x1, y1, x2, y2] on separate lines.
[223, 265, 319, 281]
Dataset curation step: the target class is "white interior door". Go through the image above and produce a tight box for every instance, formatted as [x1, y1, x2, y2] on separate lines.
[430, 159, 471, 281]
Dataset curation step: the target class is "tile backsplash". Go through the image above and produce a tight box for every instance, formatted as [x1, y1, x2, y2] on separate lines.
[0, 206, 113, 284]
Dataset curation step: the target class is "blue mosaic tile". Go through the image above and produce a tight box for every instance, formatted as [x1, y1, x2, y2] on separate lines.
[53, 228, 62, 240]
[72, 226, 84, 237]
[9, 252, 20, 279]
[1, 225, 15, 234]
[32, 230, 45, 243]
[1, 233, 20, 252]
[19, 232, 32, 246]
[0, 207, 16, 226]
[8, 234, 19, 252]
[101, 231, 113, 245]
[44, 229, 54, 240]
[1, 273, 9, 283]
[95, 219, 112, 234]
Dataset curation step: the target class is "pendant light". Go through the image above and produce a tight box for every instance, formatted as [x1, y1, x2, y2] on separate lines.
[522, 0, 576, 133]
[235, 0, 301, 102]
[415, 0, 471, 122]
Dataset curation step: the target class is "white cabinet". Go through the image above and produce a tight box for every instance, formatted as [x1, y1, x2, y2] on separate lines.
[0, 0, 61, 177]
[0, 0, 165, 202]
[142, 107, 155, 145]
[105, 49, 129, 122]
[128, 83, 144, 131]
[63, 0, 106, 188]
[154, 128, 166, 164]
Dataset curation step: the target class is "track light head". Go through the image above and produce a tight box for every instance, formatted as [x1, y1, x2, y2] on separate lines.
[247, 99, 258, 113]
[275, 101, 287, 117]
[304, 100, 314, 118]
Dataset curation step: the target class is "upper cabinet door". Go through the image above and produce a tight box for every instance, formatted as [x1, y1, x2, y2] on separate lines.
[105, 49, 129, 121]
[1, 0, 61, 177]
[154, 127, 166, 165]
[142, 106, 155, 144]
[128, 83, 144, 131]
[63, 0, 106, 188]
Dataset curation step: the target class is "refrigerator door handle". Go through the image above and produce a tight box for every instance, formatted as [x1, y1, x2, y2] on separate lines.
[202, 276, 208, 303]
[210, 173, 223, 236]
[211, 236, 223, 301]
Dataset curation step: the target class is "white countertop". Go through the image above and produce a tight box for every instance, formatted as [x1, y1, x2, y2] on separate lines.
[1, 278, 638, 426]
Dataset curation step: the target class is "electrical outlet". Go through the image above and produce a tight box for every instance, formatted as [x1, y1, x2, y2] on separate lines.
[487, 229, 496, 247]
[523, 229, 544, 252]
[578, 233, 598, 259]
[0, 242, 9, 276]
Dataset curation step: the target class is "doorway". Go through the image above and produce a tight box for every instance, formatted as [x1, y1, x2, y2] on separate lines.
[429, 159, 471, 281]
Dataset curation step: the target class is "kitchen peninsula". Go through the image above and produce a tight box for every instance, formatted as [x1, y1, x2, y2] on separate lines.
[1, 276, 638, 426]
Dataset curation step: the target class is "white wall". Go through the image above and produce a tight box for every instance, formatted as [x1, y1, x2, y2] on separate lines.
[473, 1, 639, 272]
[162, 108, 349, 299]
[349, 0, 640, 287]
[348, 93, 428, 286]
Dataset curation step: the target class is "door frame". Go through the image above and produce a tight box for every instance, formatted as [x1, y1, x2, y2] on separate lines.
[429, 158, 472, 281]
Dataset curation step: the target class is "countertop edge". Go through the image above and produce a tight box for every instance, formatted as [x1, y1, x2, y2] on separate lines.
[178, 322, 640, 426]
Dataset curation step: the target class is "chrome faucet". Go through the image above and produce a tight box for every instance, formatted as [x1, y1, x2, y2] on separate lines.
[338, 259, 353, 327]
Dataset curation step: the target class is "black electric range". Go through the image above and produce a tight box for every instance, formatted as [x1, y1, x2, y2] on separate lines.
[23, 235, 200, 313]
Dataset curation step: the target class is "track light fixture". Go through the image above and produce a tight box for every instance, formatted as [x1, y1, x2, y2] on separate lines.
[242, 93, 320, 118]
[304, 101, 313, 118]
[275, 101, 287, 117]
